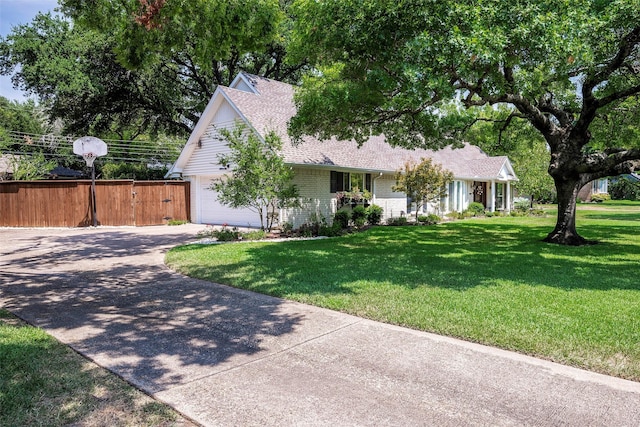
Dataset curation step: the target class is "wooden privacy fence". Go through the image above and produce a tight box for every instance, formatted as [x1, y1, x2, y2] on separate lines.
[0, 180, 190, 227]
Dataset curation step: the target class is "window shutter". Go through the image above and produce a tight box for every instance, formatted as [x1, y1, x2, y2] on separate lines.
[330, 171, 337, 193]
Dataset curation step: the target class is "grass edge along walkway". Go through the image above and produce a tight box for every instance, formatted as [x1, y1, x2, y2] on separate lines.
[166, 204, 640, 382]
[0, 310, 195, 427]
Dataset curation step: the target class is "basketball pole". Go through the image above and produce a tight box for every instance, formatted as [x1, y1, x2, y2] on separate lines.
[72, 136, 107, 227]
[91, 162, 97, 227]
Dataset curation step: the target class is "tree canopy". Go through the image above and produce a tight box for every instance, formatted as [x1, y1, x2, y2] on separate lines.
[289, 0, 640, 245]
[58, 0, 307, 114]
[1, 1, 306, 139]
[0, 13, 188, 138]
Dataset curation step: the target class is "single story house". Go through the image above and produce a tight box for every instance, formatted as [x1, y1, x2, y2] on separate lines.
[578, 178, 609, 202]
[167, 72, 518, 228]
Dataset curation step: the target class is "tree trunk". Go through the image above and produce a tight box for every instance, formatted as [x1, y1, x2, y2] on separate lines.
[543, 178, 594, 245]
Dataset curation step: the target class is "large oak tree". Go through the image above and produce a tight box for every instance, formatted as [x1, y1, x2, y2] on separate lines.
[1, 1, 306, 138]
[289, 0, 640, 245]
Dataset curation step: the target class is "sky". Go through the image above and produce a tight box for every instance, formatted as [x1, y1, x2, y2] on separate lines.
[0, 0, 60, 102]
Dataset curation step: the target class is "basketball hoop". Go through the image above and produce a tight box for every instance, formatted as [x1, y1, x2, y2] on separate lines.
[83, 152, 97, 167]
[73, 136, 108, 162]
[73, 136, 108, 227]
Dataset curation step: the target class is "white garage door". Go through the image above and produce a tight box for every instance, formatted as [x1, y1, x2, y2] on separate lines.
[198, 176, 261, 227]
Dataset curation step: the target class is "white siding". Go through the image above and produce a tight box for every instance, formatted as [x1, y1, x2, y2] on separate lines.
[183, 102, 241, 176]
[282, 168, 334, 228]
[282, 170, 409, 227]
[372, 176, 408, 220]
[187, 175, 198, 222]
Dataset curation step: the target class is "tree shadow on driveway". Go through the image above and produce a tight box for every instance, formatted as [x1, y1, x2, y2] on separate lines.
[0, 227, 306, 393]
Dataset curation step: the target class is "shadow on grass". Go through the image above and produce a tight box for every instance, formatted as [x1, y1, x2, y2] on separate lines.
[169, 219, 640, 297]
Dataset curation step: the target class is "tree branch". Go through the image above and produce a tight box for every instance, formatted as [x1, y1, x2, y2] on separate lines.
[596, 83, 640, 108]
[577, 26, 640, 134]
[174, 51, 213, 99]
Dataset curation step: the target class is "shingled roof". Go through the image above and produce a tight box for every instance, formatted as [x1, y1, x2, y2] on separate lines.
[223, 73, 515, 180]
[176, 72, 517, 181]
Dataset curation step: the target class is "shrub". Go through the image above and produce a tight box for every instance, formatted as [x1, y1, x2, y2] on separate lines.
[446, 211, 463, 220]
[334, 209, 351, 229]
[467, 202, 485, 216]
[212, 225, 241, 241]
[295, 213, 328, 236]
[280, 222, 294, 236]
[590, 193, 610, 203]
[387, 217, 408, 226]
[417, 214, 441, 225]
[242, 230, 267, 240]
[609, 177, 640, 200]
[366, 204, 384, 225]
[530, 208, 546, 217]
[101, 162, 168, 180]
[352, 205, 367, 227]
[196, 225, 215, 238]
[318, 222, 343, 237]
[514, 199, 531, 212]
[296, 222, 316, 237]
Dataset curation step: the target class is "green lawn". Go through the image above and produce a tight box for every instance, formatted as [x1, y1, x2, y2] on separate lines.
[166, 202, 640, 381]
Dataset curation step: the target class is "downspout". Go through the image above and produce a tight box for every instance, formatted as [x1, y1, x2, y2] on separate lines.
[372, 172, 383, 205]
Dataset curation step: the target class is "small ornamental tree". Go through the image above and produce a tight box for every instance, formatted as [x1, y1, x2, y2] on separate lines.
[212, 124, 300, 231]
[393, 158, 453, 221]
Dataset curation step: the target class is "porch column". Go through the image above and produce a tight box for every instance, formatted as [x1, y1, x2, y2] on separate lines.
[506, 181, 511, 212]
[490, 180, 496, 212]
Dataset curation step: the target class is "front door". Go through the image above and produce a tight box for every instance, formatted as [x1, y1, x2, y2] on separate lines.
[473, 181, 487, 207]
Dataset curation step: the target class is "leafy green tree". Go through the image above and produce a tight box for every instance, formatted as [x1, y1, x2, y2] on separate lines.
[212, 124, 300, 231]
[289, 0, 640, 245]
[0, 97, 61, 179]
[0, 97, 46, 136]
[8, 152, 56, 180]
[100, 162, 168, 180]
[58, 0, 307, 103]
[393, 158, 453, 220]
[0, 13, 188, 138]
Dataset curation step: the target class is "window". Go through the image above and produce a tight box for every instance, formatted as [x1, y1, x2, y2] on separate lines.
[351, 173, 363, 192]
[592, 179, 607, 194]
[496, 183, 504, 210]
[330, 171, 349, 193]
[330, 171, 372, 193]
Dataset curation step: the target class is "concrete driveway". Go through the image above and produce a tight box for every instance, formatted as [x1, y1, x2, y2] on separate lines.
[1, 225, 639, 426]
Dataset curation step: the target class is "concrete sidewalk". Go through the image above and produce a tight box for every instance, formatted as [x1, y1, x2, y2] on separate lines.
[1, 226, 639, 426]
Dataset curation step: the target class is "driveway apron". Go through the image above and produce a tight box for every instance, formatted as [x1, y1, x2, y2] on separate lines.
[1, 226, 639, 427]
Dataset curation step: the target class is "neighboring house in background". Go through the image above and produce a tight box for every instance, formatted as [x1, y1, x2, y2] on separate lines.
[167, 73, 518, 228]
[577, 178, 609, 202]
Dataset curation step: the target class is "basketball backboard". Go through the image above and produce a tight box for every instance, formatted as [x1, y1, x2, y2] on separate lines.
[73, 136, 108, 167]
